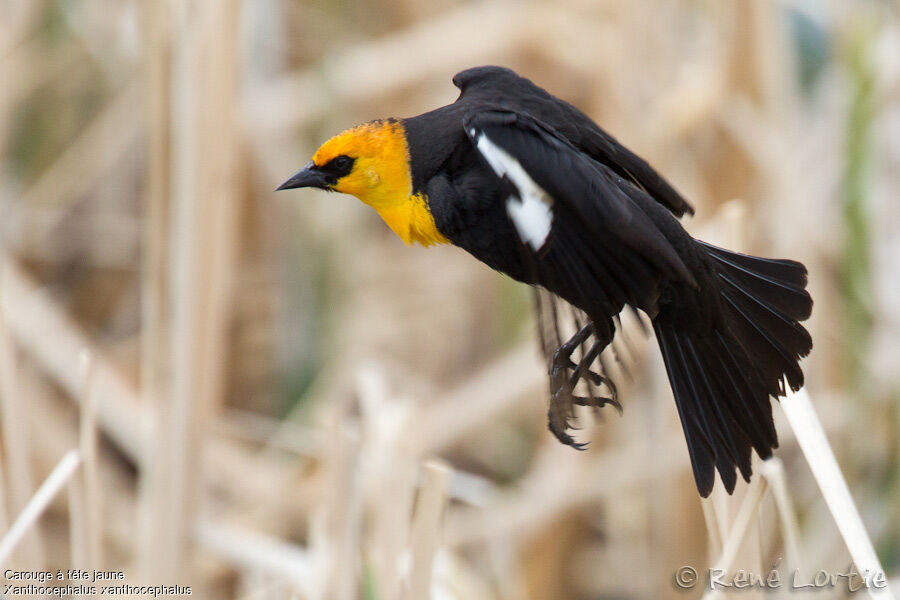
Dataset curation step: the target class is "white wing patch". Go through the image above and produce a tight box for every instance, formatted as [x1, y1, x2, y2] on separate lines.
[473, 130, 554, 251]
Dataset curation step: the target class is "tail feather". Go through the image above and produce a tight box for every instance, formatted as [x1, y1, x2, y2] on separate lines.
[682, 336, 750, 485]
[712, 243, 813, 395]
[655, 324, 717, 495]
[656, 324, 763, 495]
[720, 288, 805, 392]
[671, 336, 739, 493]
[699, 241, 811, 321]
[712, 331, 778, 449]
[655, 242, 812, 496]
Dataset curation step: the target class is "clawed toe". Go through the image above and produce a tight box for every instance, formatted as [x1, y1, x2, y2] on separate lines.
[566, 367, 606, 393]
[608, 397, 623, 414]
[573, 395, 623, 415]
[548, 420, 588, 450]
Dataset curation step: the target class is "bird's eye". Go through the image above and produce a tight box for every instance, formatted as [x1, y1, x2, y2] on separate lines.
[331, 155, 353, 172]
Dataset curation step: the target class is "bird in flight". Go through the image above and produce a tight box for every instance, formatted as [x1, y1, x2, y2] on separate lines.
[277, 66, 813, 497]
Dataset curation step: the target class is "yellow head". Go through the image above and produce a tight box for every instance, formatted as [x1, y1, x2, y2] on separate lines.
[277, 119, 448, 246]
[277, 119, 409, 205]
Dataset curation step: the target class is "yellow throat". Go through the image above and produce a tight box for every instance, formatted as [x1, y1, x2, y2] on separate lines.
[313, 120, 449, 247]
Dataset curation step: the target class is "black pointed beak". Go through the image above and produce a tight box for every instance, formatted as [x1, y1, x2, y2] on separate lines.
[275, 162, 329, 191]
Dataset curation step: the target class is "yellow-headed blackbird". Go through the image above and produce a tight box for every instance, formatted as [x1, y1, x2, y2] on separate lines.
[277, 66, 812, 496]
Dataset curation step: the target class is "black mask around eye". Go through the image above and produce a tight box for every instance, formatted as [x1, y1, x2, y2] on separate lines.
[330, 155, 354, 173]
[321, 155, 355, 183]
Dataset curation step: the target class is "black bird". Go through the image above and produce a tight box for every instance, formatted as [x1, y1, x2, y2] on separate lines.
[277, 66, 813, 496]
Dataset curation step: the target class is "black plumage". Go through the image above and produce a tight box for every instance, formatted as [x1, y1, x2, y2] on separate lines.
[277, 65, 813, 497]
[403, 66, 812, 497]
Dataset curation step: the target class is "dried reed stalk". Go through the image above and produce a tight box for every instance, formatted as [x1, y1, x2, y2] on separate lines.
[136, 0, 172, 576]
[406, 460, 451, 600]
[77, 351, 102, 570]
[67, 466, 88, 578]
[0, 290, 43, 567]
[194, 519, 313, 594]
[781, 388, 893, 599]
[759, 458, 803, 575]
[0, 451, 9, 540]
[356, 365, 416, 600]
[139, 0, 242, 581]
[701, 498, 724, 561]
[0, 450, 80, 567]
[702, 476, 768, 600]
[310, 422, 362, 600]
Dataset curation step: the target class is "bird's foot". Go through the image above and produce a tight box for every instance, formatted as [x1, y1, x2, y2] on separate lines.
[547, 394, 587, 450]
[547, 328, 621, 448]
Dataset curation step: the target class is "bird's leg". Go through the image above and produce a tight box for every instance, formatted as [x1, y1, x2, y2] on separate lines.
[549, 324, 591, 398]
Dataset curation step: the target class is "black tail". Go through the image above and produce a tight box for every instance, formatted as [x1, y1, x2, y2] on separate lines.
[654, 241, 812, 496]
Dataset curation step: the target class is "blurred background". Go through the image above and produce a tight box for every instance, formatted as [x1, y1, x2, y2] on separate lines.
[0, 0, 898, 598]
